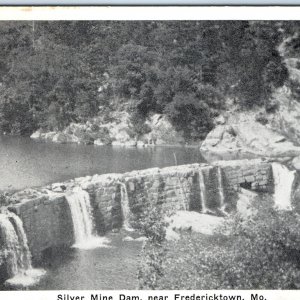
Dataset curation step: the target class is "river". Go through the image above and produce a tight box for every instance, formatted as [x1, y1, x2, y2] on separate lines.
[0, 136, 204, 191]
[0, 135, 204, 290]
[35, 232, 143, 290]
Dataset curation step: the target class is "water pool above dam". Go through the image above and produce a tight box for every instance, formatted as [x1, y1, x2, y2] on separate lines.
[0, 136, 203, 191]
[0, 156, 297, 290]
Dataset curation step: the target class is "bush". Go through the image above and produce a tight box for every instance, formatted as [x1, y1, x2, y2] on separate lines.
[139, 199, 300, 289]
[137, 196, 167, 289]
[255, 112, 269, 125]
[129, 111, 152, 138]
[289, 79, 300, 102]
[0, 193, 8, 207]
[164, 87, 220, 141]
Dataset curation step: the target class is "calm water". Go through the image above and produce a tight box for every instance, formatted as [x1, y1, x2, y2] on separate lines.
[0, 135, 204, 191]
[35, 233, 142, 290]
[0, 135, 204, 290]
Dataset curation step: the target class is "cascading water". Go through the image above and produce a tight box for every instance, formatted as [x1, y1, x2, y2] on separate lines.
[0, 211, 45, 287]
[66, 186, 110, 249]
[217, 167, 226, 211]
[198, 169, 208, 213]
[272, 163, 296, 210]
[119, 182, 134, 231]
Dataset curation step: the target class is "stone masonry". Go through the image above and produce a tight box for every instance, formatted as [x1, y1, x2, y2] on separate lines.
[3, 158, 273, 263]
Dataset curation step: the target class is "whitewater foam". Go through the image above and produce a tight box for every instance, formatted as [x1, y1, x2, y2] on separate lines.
[66, 187, 112, 250]
[119, 182, 134, 231]
[0, 211, 46, 287]
[272, 163, 296, 210]
[72, 236, 112, 250]
[5, 268, 46, 288]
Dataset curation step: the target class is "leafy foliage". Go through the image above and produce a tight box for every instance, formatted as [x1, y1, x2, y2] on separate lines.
[139, 199, 300, 289]
[0, 21, 289, 138]
[137, 196, 167, 289]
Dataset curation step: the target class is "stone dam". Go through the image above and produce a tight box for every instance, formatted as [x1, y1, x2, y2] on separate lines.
[0, 158, 281, 285]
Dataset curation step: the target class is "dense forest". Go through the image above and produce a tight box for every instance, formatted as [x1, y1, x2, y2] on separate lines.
[0, 21, 297, 140]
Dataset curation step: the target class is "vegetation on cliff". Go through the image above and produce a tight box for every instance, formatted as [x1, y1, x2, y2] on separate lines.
[0, 21, 293, 141]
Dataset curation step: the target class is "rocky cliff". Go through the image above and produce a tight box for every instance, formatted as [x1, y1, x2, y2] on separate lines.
[201, 47, 300, 166]
[200, 118, 300, 161]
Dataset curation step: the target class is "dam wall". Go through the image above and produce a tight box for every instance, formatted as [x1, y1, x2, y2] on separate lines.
[8, 192, 74, 260]
[3, 159, 273, 262]
[213, 159, 273, 193]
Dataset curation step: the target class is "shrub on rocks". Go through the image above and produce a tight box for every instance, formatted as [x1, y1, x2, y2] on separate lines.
[139, 199, 300, 289]
[0, 193, 8, 207]
[255, 112, 269, 125]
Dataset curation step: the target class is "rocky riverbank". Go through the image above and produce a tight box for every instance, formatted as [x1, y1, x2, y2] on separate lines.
[200, 118, 300, 160]
[30, 112, 186, 147]
[200, 101, 300, 172]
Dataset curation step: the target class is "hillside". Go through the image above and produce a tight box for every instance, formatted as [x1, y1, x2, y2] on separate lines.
[200, 32, 300, 163]
[1, 21, 300, 148]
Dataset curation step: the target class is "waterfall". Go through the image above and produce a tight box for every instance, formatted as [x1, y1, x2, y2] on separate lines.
[217, 167, 225, 209]
[66, 186, 110, 249]
[119, 182, 134, 231]
[272, 163, 296, 210]
[0, 211, 45, 287]
[198, 169, 208, 213]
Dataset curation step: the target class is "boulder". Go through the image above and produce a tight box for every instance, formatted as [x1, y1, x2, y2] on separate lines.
[111, 141, 124, 147]
[166, 227, 180, 241]
[44, 132, 57, 141]
[123, 140, 137, 147]
[214, 114, 227, 125]
[30, 130, 42, 140]
[111, 139, 137, 147]
[51, 183, 66, 192]
[113, 130, 132, 144]
[166, 211, 225, 236]
[135, 236, 147, 242]
[137, 141, 145, 148]
[103, 111, 134, 145]
[94, 139, 105, 146]
[52, 132, 68, 143]
[236, 188, 259, 218]
[123, 236, 134, 241]
[292, 156, 300, 171]
[201, 120, 300, 161]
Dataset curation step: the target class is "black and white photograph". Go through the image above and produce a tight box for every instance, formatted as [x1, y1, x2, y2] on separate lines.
[1, 10, 300, 291]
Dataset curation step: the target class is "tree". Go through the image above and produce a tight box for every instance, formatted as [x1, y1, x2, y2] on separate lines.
[0, 21, 290, 138]
[137, 195, 167, 290]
